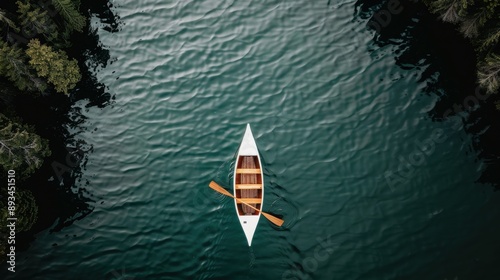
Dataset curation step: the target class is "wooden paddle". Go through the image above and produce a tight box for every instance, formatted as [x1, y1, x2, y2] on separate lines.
[209, 181, 284, 227]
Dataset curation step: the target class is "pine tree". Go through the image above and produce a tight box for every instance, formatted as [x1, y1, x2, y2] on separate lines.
[13, 189, 38, 232]
[0, 39, 47, 92]
[425, 0, 500, 98]
[25, 39, 81, 94]
[480, 27, 500, 51]
[478, 53, 500, 94]
[0, 188, 38, 236]
[0, 8, 19, 32]
[459, 8, 494, 38]
[51, 0, 86, 32]
[429, 0, 463, 23]
[16, 1, 67, 48]
[0, 113, 51, 177]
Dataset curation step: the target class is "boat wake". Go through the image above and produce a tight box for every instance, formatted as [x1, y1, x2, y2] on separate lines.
[248, 247, 256, 268]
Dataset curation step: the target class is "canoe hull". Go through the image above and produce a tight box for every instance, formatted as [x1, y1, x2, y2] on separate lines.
[233, 124, 263, 246]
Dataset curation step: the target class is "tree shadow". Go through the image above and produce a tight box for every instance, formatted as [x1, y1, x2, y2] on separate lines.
[6, 1, 123, 247]
[354, 0, 500, 189]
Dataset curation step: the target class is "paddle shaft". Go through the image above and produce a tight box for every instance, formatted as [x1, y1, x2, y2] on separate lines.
[209, 181, 284, 226]
[209, 181, 261, 211]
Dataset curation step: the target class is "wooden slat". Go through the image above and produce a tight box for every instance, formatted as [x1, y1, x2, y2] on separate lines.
[237, 198, 262, 204]
[235, 184, 262, 190]
[236, 168, 261, 174]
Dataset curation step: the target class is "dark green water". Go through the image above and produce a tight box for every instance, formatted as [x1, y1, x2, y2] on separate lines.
[8, 0, 500, 279]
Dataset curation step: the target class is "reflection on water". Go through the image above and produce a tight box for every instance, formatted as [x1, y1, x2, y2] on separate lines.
[355, 0, 500, 189]
[14, 2, 121, 237]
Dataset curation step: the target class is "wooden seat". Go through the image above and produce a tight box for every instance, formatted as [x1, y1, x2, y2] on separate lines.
[235, 184, 262, 190]
[236, 168, 261, 174]
[237, 198, 262, 204]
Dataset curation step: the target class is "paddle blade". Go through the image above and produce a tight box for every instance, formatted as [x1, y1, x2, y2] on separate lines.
[262, 212, 284, 227]
[209, 181, 234, 198]
[209, 181, 285, 227]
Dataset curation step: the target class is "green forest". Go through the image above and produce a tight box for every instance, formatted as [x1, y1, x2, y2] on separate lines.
[0, 0, 88, 263]
[424, 0, 500, 98]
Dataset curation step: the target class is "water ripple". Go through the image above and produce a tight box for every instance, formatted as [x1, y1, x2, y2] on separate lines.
[7, 0, 495, 279]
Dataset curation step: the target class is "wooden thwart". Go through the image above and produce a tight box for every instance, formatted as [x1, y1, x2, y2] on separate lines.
[237, 198, 262, 204]
[208, 181, 284, 227]
[235, 184, 262, 190]
[236, 168, 261, 174]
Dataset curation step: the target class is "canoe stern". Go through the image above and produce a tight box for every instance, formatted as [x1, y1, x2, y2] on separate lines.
[238, 215, 260, 246]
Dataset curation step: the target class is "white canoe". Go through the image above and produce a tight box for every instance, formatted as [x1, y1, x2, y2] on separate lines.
[233, 124, 263, 246]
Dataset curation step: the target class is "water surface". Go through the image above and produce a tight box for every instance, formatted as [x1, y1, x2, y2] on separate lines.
[7, 0, 500, 279]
